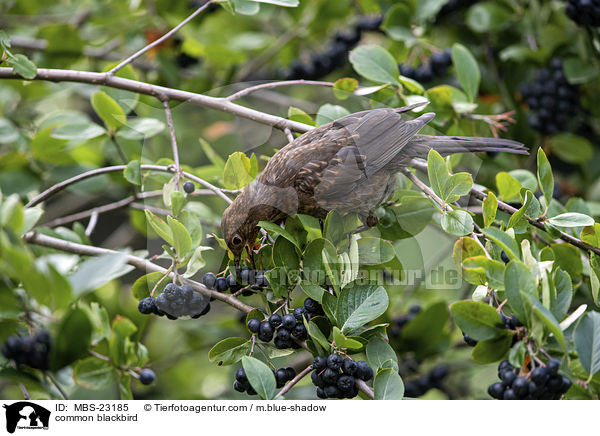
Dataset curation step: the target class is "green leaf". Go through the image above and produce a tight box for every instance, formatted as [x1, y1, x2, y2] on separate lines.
[131, 271, 164, 299]
[415, 0, 448, 23]
[525, 293, 566, 351]
[450, 301, 505, 341]
[336, 282, 388, 334]
[374, 368, 404, 400]
[316, 104, 350, 126]
[167, 216, 192, 257]
[387, 197, 435, 238]
[51, 122, 106, 140]
[453, 237, 486, 285]
[357, 237, 395, 265]
[69, 251, 134, 297]
[30, 127, 70, 164]
[209, 338, 251, 366]
[124, 160, 141, 185]
[144, 209, 174, 246]
[333, 78, 358, 100]
[482, 227, 520, 260]
[90, 91, 126, 129]
[288, 106, 315, 126]
[441, 210, 474, 236]
[547, 212, 594, 228]
[551, 243, 582, 279]
[258, 220, 299, 248]
[170, 191, 186, 216]
[507, 190, 533, 229]
[272, 236, 300, 270]
[463, 256, 506, 290]
[508, 341, 527, 368]
[299, 281, 325, 303]
[483, 191, 498, 227]
[8, 54, 37, 80]
[471, 334, 512, 363]
[306, 318, 331, 351]
[427, 149, 450, 202]
[50, 308, 92, 370]
[184, 245, 212, 278]
[446, 172, 473, 203]
[242, 356, 276, 400]
[548, 133, 593, 164]
[74, 357, 115, 390]
[382, 3, 415, 43]
[496, 171, 521, 201]
[581, 223, 600, 248]
[466, 2, 513, 32]
[223, 152, 254, 189]
[118, 373, 133, 400]
[349, 45, 400, 85]
[366, 337, 398, 371]
[451, 43, 480, 102]
[0, 194, 24, 233]
[537, 148, 554, 212]
[117, 118, 165, 140]
[590, 254, 600, 306]
[563, 57, 599, 84]
[332, 326, 362, 350]
[504, 261, 536, 324]
[574, 312, 600, 376]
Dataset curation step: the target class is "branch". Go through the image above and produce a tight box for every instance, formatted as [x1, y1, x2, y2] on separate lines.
[274, 365, 312, 399]
[161, 99, 182, 189]
[26, 164, 233, 208]
[356, 379, 375, 399]
[107, 0, 214, 75]
[0, 68, 313, 133]
[23, 232, 254, 313]
[225, 80, 334, 101]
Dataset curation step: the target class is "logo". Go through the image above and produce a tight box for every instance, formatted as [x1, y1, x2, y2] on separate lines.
[2, 402, 50, 434]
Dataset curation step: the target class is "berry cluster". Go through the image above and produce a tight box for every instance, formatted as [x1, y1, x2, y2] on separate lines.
[389, 305, 421, 338]
[203, 268, 269, 295]
[247, 298, 324, 348]
[138, 283, 210, 319]
[1, 331, 52, 370]
[139, 368, 156, 385]
[283, 15, 382, 80]
[311, 354, 373, 399]
[520, 59, 580, 134]
[565, 0, 600, 27]
[487, 359, 572, 400]
[233, 366, 296, 395]
[399, 50, 453, 84]
[403, 364, 449, 398]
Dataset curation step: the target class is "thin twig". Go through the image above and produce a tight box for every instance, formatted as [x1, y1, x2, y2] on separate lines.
[23, 232, 254, 313]
[84, 211, 98, 236]
[356, 379, 375, 399]
[284, 127, 294, 143]
[107, 0, 214, 75]
[225, 80, 334, 101]
[161, 98, 181, 190]
[46, 372, 69, 400]
[274, 365, 312, 399]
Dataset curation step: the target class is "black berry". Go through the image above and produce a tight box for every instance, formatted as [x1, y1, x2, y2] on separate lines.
[139, 369, 156, 385]
[183, 181, 195, 194]
[202, 272, 217, 289]
[247, 318, 261, 333]
[327, 353, 343, 370]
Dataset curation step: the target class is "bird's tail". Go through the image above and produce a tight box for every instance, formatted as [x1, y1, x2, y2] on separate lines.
[406, 134, 528, 158]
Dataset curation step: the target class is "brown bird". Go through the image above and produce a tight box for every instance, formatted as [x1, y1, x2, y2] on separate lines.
[221, 102, 527, 270]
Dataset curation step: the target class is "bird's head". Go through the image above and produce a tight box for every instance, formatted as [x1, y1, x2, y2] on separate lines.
[221, 190, 260, 275]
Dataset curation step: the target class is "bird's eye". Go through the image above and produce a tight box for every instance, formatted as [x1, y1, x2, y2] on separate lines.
[232, 235, 243, 246]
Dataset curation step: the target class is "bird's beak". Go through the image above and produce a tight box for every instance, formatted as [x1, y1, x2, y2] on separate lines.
[234, 256, 241, 277]
[247, 246, 256, 270]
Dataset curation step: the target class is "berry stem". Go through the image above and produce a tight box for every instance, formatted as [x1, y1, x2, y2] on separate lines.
[45, 372, 69, 400]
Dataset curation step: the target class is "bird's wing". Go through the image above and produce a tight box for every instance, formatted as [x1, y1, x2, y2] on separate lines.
[312, 107, 434, 202]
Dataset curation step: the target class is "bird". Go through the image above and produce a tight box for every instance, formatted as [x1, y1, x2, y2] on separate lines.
[221, 102, 527, 271]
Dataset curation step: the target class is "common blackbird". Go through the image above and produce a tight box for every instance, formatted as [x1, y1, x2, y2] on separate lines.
[221, 102, 527, 269]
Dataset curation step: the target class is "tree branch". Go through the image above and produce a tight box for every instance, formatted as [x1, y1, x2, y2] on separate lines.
[0, 68, 313, 133]
[23, 232, 254, 313]
[225, 79, 334, 101]
[107, 0, 214, 75]
[161, 99, 182, 189]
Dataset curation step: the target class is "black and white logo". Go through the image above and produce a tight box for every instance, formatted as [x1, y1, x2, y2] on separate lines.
[3, 402, 50, 434]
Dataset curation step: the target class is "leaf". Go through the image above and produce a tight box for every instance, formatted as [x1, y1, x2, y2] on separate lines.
[118, 373, 133, 400]
[117, 118, 165, 140]
[258, 220, 299, 248]
[315, 104, 350, 126]
[74, 357, 115, 390]
[223, 152, 254, 189]
[451, 43, 480, 102]
[466, 2, 513, 33]
[167, 216, 192, 257]
[374, 368, 404, 400]
[563, 57, 599, 84]
[349, 45, 400, 85]
[453, 237, 486, 285]
[441, 209, 474, 236]
[415, 0, 449, 23]
[288, 106, 315, 126]
[132, 271, 164, 299]
[548, 133, 593, 164]
[336, 282, 389, 334]
[90, 91, 126, 129]
[8, 54, 37, 80]
[496, 171, 522, 201]
[551, 243, 582, 279]
[483, 191, 498, 227]
[504, 261, 536, 324]
[547, 212, 595, 228]
[366, 337, 398, 372]
[446, 172, 473, 203]
[450, 301, 505, 341]
[333, 78, 358, 100]
[50, 308, 92, 370]
[574, 312, 600, 375]
[184, 245, 212, 278]
[124, 160, 141, 185]
[581, 223, 600, 248]
[272, 236, 300, 270]
[357, 237, 395, 265]
[507, 190, 533, 229]
[145, 209, 174, 246]
[209, 338, 251, 366]
[525, 293, 566, 351]
[306, 319, 331, 351]
[299, 281, 325, 303]
[51, 122, 106, 140]
[471, 334, 512, 363]
[332, 326, 362, 350]
[242, 356, 276, 400]
[170, 191, 186, 216]
[482, 227, 520, 260]
[69, 251, 134, 297]
[427, 149, 450, 202]
[537, 148, 554, 211]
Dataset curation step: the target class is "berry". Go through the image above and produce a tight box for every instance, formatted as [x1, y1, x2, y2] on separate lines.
[235, 368, 247, 382]
[337, 375, 355, 392]
[293, 306, 307, 321]
[247, 318, 261, 333]
[273, 336, 292, 349]
[409, 305, 422, 315]
[183, 181, 195, 194]
[313, 356, 327, 371]
[247, 385, 257, 396]
[285, 367, 296, 381]
[355, 361, 374, 381]
[342, 358, 357, 375]
[547, 375, 564, 393]
[303, 297, 322, 314]
[192, 302, 211, 318]
[240, 267, 252, 285]
[503, 388, 517, 400]
[281, 314, 297, 329]
[274, 368, 288, 388]
[500, 370, 517, 386]
[501, 251, 509, 263]
[138, 297, 156, 315]
[291, 324, 307, 340]
[546, 358, 560, 375]
[203, 272, 217, 289]
[258, 321, 274, 342]
[139, 369, 156, 385]
[276, 328, 291, 341]
[463, 333, 478, 346]
[321, 368, 339, 384]
[233, 380, 247, 393]
[561, 376, 572, 393]
[324, 384, 341, 399]
[268, 314, 282, 328]
[512, 377, 529, 398]
[488, 382, 505, 399]
[255, 272, 269, 288]
[327, 353, 343, 370]
[311, 371, 324, 387]
[215, 277, 228, 292]
[226, 274, 239, 290]
[316, 387, 327, 399]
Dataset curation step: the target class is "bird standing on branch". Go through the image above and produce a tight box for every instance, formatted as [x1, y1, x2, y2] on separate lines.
[221, 102, 528, 271]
